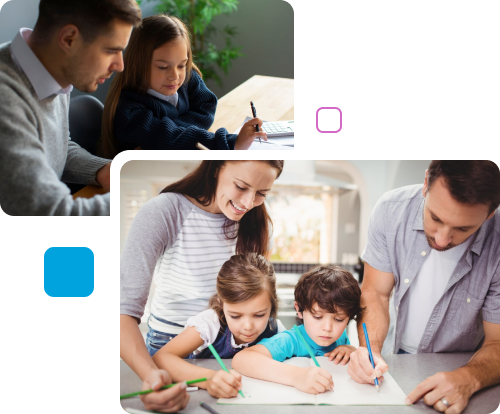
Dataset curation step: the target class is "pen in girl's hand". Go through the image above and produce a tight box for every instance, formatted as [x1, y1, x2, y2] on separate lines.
[250, 101, 261, 144]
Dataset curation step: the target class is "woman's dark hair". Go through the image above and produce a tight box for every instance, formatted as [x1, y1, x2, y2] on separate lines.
[209, 253, 278, 326]
[427, 161, 500, 214]
[295, 265, 363, 322]
[160, 160, 284, 255]
[34, 0, 142, 43]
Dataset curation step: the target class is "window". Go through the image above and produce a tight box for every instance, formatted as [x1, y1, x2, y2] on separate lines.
[268, 188, 334, 263]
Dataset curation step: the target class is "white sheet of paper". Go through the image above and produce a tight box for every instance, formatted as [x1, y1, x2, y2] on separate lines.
[218, 357, 407, 406]
[265, 135, 295, 146]
[248, 141, 293, 150]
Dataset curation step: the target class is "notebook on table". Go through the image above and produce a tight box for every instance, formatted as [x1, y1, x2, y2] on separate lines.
[218, 356, 407, 406]
[234, 117, 294, 147]
[249, 141, 293, 150]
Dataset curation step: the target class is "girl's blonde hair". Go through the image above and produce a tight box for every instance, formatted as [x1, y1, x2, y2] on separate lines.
[209, 253, 279, 327]
[99, 14, 202, 159]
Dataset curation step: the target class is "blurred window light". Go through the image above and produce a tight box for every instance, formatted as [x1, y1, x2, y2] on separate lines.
[267, 188, 333, 263]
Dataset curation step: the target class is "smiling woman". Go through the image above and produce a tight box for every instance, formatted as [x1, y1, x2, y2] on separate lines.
[159, 160, 281, 254]
[120, 160, 283, 409]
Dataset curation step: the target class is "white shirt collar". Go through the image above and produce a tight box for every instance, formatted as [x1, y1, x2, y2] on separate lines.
[147, 88, 178, 107]
[230, 333, 250, 349]
[10, 28, 73, 100]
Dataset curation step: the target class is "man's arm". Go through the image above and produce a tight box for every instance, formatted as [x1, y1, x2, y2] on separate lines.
[405, 320, 500, 413]
[463, 321, 500, 390]
[347, 263, 394, 384]
[62, 140, 110, 187]
[95, 162, 110, 191]
[357, 263, 394, 352]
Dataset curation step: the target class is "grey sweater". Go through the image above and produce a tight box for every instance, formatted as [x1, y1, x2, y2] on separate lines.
[0, 42, 110, 215]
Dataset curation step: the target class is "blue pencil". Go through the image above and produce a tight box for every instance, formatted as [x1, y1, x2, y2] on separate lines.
[362, 323, 380, 392]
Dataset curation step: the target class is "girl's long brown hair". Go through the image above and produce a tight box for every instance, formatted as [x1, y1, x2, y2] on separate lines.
[208, 253, 279, 326]
[99, 14, 202, 159]
[161, 160, 284, 255]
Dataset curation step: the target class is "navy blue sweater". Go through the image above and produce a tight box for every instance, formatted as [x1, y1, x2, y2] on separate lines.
[114, 71, 237, 150]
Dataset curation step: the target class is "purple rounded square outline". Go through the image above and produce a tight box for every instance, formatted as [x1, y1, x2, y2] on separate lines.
[316, 107, 342, 133]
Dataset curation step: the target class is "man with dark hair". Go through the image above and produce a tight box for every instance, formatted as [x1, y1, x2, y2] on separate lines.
[0, 0, 141, 215]
[348, 160, 500, 413]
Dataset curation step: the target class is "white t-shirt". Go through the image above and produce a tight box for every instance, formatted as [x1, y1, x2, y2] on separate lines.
[400, 237, 473, 353]
[186, 308, 285, 355]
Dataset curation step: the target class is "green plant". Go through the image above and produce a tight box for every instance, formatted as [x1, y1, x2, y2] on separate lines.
[141, 0, 243, 85]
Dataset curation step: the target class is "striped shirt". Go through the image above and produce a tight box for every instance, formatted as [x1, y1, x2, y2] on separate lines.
[120, 192, 236, 326]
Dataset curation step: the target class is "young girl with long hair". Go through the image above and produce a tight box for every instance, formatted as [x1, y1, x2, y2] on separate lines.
[100, 15, 266, 157]
[151, 253, 284, 398]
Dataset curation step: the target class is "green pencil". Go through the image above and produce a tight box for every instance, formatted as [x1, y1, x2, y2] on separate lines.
[207, 343, 245, 398]
[293, 325, 333, 391]
[293, 325, 320, 367]
[120, 377, 208, 400]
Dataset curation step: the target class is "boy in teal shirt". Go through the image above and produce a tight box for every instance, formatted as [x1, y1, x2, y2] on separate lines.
[233, 265, 362, 394]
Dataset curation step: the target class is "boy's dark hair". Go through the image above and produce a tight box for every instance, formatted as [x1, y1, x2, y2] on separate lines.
[34, 0, 142, 43]
[427, 161, 500, 214]
[295, 265, 363, 322]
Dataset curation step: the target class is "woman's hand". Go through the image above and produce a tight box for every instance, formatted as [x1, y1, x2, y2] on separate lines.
[205, 369, 242, 398]
[234, 117, 267, 150]
[324, 345, 357, 365]
[139, 369, 190, 413]
[292, 366, 333, 394]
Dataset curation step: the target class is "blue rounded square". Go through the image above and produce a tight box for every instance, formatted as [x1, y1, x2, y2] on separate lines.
[44, 247, 94, 297]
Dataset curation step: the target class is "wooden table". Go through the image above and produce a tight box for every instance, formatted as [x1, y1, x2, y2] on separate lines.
[209, 75, 294, 134]
[72, 185, 107, 200]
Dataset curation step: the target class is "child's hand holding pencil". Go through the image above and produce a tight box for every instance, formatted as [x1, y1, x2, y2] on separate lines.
[292, 366, 334, 394]
[234, 118, 267, 150]
[205, 369, 243, 399]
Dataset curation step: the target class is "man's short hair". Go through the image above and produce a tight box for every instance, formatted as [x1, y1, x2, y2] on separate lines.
[295, 265, 363, 322]
[427, 161, 500, 214]
[34, 0, 142, 43]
